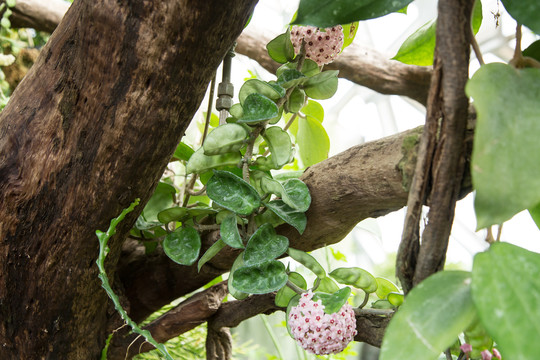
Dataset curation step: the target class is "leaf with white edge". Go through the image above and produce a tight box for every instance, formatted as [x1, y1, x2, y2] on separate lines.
[297, 115, 330, 167]
[243, 224, 289, 266]
[228, 254, 249, 300]
[239, 79, 282, 104]
[220, 213, 244, 249]
[163, 226, 201, 266]
[275, 272, 307, 307]
[206, 170, 261, 216]
[232, 260, 288, 294]
[466, 64, 540, 228]
[197, 239, 226, 272]
[203, 124, 249, 156]
[293, 0, 415, 28]
[262, 126, 293, 169]
[330, 267, 378, 293]
[186, 148, 241, 174]
[313, 287, 351, 314]
[287, 247, 325, 278]
[375, 277, 400, 299]
[500, 0, 540, 34]
[157, 207, 188, 223]
[380, 271, 476, 360]
[277, 69, 307, 89]
[264, 200, 307, 234]
[303, 70, 339, 100]
[238, 93, 279, 123]
[266, 30, 296, 64]
[472, 242, 540, 360]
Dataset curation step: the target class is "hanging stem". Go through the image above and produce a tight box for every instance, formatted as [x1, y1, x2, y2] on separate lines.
[260, 315, 285, 360]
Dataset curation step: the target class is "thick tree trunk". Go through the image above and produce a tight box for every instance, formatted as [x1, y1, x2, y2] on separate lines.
[0, 0, 257, 358]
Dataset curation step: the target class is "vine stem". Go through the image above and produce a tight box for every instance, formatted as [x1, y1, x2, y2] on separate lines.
[286, 280, 305, 295]
[260, 315, 285, 360]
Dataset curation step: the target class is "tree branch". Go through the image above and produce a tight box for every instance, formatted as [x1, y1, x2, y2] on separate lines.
[7, 0, 69, 33]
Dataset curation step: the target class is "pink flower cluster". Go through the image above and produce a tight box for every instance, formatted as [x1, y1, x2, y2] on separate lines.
[288, 291, 357, 355]
[290, 25, 344, 65]
[460, 343, 502, 360]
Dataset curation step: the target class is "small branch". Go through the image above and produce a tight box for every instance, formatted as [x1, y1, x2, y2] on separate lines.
[286, 280, 305, 295]
[186, 184, 207, 196]
[469, 25, 484, 66]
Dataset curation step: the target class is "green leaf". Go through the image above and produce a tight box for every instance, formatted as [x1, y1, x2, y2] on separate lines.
[466, 64, 540, 228]
[472, 242, 540, 360]
[287, 247, 326, 278]
[239, 79, 283, 105]
[206, 170, 261, 216]
[329, 267, 378, 293]
[371, 299, 395, 309]
[203, 124, 249, 156]
[260, 177, 310, 213]
[135, 215, 162, 231]
[277, 59, 320, 78]
[232, 260, 288, 294]
[142, 182, 176, 222]
[162, 226, 201, 266]
[262, 126, 293, 169]
[303, 70, 339, 100]
[238, 93, 279, 123]
[286, 87, 306, 114]
[301, 100, 324, 123]
[293, 0, 414, 28]
[312, 287, 351, 314]
[387, 292, 404, 307]
[172, 141, 195, 162]
[297, 115, 330, 167]
[375, 277, 400, 299]
[229, 103, 244, 119]
[228, 254, 249, 300]
[314, 276, 340, 293]
[464, 319, 493, 359]
[197, 239, 226, 272]
[264, 200, 307, 234]
[186, 148, 241, 174]
[342, 22, 359, 50]
[529, 203, 540, 229]
[275, 272, 307, 307]
[220, 213, 244, 249]
[157, 207, 189, 223]
[500, 0, 540, 34]
[523, 40, 540, 62]
[266, 30, 296, 64]
[277, 69, 307, 89]
[380, 271, 476, 360]
[244, 224, 289, 266]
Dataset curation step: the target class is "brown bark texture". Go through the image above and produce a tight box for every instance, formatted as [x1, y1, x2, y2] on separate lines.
[0, 0, 257, 359]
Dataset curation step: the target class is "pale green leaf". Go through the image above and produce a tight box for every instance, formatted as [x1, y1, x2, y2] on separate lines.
[297, 115, 330, 167]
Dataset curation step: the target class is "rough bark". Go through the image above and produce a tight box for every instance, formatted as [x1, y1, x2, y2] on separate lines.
[0, 0, 257, 359]
[8, 0, 69, 33]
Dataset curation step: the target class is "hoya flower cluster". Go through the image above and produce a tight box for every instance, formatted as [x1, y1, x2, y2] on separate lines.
[290, 25, 344, 65]
[288, 291, 357, 355]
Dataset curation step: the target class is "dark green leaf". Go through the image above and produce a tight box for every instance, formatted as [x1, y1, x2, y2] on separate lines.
[220, 213, 244, 249]
[157, 207, 188, 223]
[244, 224, 289, 266]
[265, 200, 307, 234]
[142, 182, 176, 222]
[186, 148, 241, 174]
[500, 0, 540, 34]
[163, 226, 201, 266]
[472, 242, 540, 359]
[203, 124, 249, 156]
[380, 271, 476, 360]
[277, 59, 320, 78]
[529, 203, 540, 229]
[297, 115, 330, 167]
[206, 170, 261, 216]
[523, 40, 540, 62]
[238, 93, 279, 123]
[286, 87, 306, 113]
[293, 0, 414, 28]
[277, 69, 307, 89]
[172, 141, 195, 162]
[330, 267, 378, 293]
[262, 126, 293, 169]
[239, 79, 283, 104]
[266, 30, 296, 64]
[282, 179, 311, 212]
[466, 64, 540, 228]
[135, 215, 163, 231]
[303, 70, 339, 100]
[312, 287, 351, 314]
[228, 253, 249, 300]
[287, 247, 325, 278]
[255, 207, 286, 228]
[232, 260, 288, 294]
[275, 272, 307, 307]
[197, 239, 226, 272]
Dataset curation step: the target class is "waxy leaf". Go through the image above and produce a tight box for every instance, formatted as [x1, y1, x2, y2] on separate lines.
[301, 100, 324, 123]
[277, 59, 320, 78]
[315, 276, 340, 293]
[293, 0, 414, 28]
[286, 294, 301, 337]
[163, 226, 201, 266]
[500, 0, 540, 34]
[523, 40, 540, 62]
[287, 247, 325, 278]
[380, 271, 476, 360]
[466, 64, 540, 228]
[529, 203, 540, 230]
[330, 267, 377, 293]
[203, 124, 249, 156]
[387, 292, 404, 307]
[266, 30, 296, 64]
[232, 260, 288, 294]
[244, 224, 289, 266]
[220, 213, 244, 249]
[277, 69, 307, 89]
[228, 254, 249, 300]
[342, 22, 359, 50]
[275, 272, 307, 307]
[264, 200, 307, 234]
[262, 126, 293, 169]
[238, 93, 279, 123]
[375, 277, 400, 299]
[239, 79, 283, 104]
[260, 177, 310, 213]
[313, 287, 351, 314]
[472, 242, 540, 360]
[186, 148, 241, 174]
[157, 207, 188, 223]
[142, 182, 176, 222]
[197, 239, 226, 272]
[303, 70, 338, 100]
[172, 141, 195, 162]
[287, 87, 306, 114]
[207, 170, 261, 216]
[297, 115, 330, 167]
